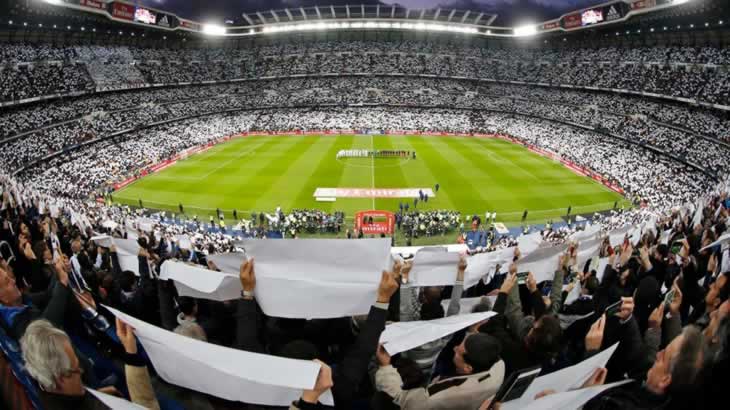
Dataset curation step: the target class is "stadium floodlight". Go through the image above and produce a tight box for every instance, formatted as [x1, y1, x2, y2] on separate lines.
[513, 24, 537, 37]
[202, 24, 226, 36]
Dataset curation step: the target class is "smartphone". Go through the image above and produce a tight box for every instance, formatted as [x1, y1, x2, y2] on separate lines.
[605, 300, 622, 317]
[516, 271, 529, 284]
[670, 240, 684, 255]
[488, 366, 542, 409]
[663, 289, 676, 309]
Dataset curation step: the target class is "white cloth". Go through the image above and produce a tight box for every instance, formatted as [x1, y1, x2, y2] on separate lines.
[405, 249, 460, 287]
[208, 238, 392, 318]
[701, 232, 730, 251]
[518, 232, 544, 255]
[514, 342, 620, 405]
[465, 247, 516, 287]
[440, 296, 496, 315]
[502, 244, 568, 283]
[380, 311, 497, 355]
[160, 260, 242, 301]
[91, 236, 140, 276]
[501, 380, 632, 410]
[103, 305, 334, 406]
[87, 388, 146, 409]
[608, 225, 631, 247]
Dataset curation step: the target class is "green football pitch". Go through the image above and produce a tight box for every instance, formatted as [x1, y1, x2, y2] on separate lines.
[113, 134, 629, 225]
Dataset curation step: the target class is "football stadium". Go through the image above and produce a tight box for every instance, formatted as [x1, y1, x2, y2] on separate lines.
[0, 0, 729, 409]
[113, 134, 629, 226]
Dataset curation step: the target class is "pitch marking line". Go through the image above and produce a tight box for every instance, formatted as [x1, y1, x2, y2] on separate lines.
[370, 134, 376, 210]
[195, 143, 260, 181]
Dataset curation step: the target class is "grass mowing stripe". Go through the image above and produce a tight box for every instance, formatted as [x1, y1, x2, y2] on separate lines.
[291, 135, 354, 212]
[222, 136, 317, 210]
[394, 135, 457, 211]
[372, 135, 412, 211]
[253, 136, 336, 211]
[407, 135, 490, 215]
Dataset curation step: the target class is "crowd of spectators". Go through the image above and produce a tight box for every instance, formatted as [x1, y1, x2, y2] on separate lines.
[0, 169, 728, 409]
[2, 41, 730, 105]
[1, 38, 730, 410]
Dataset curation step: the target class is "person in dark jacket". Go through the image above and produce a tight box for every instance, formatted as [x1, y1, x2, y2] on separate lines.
[236, 258, 399, 410]
[582, 325, 705, 410]
[0, 258, 71, 340]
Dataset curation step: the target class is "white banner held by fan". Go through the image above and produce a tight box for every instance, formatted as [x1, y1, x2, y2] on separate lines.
[104, 305, 334, 406]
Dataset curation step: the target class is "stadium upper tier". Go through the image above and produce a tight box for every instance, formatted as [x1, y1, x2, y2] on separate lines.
[1, 41, 730, 107]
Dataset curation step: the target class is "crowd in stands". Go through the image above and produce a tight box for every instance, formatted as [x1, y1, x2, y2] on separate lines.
[7, 102, 716, 217]
[1, 38, 730, 410]
[2, 42, 730, 105]
[0, 170, 728, 409]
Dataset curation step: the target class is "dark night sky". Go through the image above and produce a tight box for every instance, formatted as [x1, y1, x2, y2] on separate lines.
[138, 0, 604, 26]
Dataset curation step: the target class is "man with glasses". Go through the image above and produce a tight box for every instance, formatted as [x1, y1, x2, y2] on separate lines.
[21, 319, 159, 410]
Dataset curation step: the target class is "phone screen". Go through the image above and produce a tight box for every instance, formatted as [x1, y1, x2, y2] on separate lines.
[605, 300, 622, 317]
[516, 271, 529, 284]
[663, 289, 676, 308]
[489, 366, 542, 408]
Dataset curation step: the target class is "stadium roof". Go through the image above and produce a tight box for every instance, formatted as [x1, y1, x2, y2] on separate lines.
[12, 0, 728, 39]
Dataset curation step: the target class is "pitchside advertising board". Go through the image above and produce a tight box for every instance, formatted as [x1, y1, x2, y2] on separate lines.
[355, 211, 395, 235]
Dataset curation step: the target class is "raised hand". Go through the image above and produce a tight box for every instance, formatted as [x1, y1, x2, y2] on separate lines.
[53, 255, 69, 286]
[617, 297, 635, 321]
[457, 255, 467, 282]
[669, 282, 683, 315]
[376, 344, 391, 367]
[648, 303, 664, 329]
[581, 367, 607, 388]
[239, 258, 255, 293]
[115, 317, 138, 354]
[401, 261, 413, 283]
[526, 272, 538, 293]
[377, 270, 398, 303]
[500, 271, 518, 295]
[301, 359, 334, 404]
[585, 314, 606, 351]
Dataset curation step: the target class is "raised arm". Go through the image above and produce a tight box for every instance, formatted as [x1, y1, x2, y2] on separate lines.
[445, 256, 467, 317]
[116, 318, 161, 410]
[234, 258, 264, 353]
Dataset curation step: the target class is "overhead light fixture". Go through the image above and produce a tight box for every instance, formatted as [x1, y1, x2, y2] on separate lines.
[513, 24, 537, 37]
[202, 24, 226, 36]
